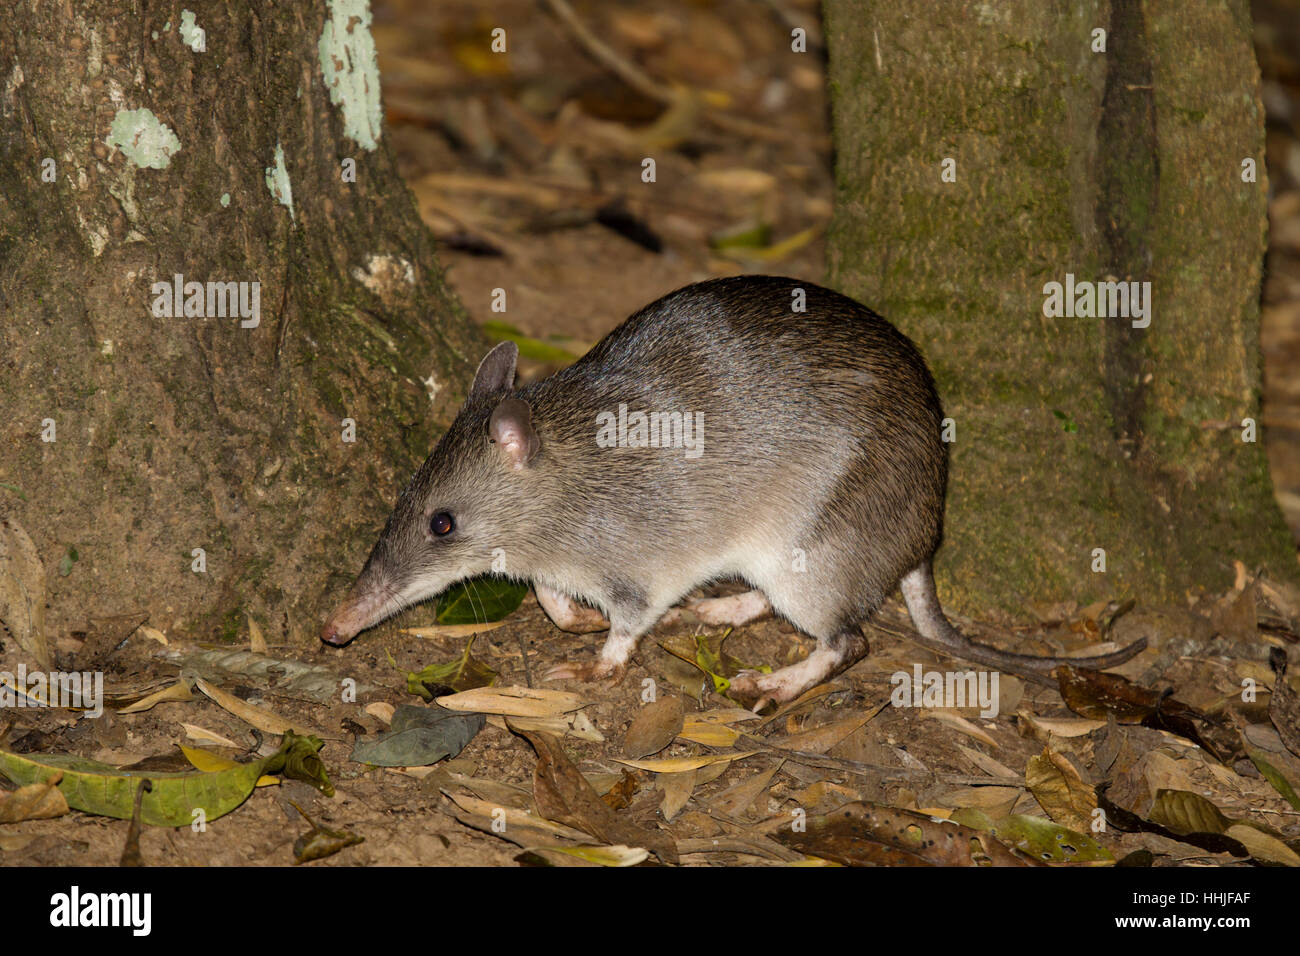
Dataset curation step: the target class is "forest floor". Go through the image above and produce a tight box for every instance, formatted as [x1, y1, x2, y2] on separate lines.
[3, 0, 1300, 868]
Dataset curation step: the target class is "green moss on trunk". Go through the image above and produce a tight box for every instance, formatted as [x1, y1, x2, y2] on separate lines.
[823, 0, 1295, 615]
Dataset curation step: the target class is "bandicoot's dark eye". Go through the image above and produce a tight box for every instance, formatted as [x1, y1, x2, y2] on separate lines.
[430, 512, 454, 537]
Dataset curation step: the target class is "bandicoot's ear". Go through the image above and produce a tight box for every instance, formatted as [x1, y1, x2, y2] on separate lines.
[470, 341, 518, 400]
[489, 397, 540, 469]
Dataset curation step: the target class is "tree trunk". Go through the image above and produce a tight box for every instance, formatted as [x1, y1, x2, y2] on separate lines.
[0, 1, 482, 645]
[821, 0, 1298, 615]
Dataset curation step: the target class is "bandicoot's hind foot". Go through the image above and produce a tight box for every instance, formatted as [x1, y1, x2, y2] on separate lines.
[727, 645, 849, 710]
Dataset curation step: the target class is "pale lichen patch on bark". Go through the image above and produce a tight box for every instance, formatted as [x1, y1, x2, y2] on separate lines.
[179, 11, 206, 53]
[263, 141, 295, 220]
[105, 108, 181, 169]
[317, 0, 382, 151]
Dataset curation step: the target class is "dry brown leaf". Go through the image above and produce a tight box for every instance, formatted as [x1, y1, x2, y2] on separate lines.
[708, 762, 782, 818]
[116, 680, 194, 715]
[678, 719, 741, 747]
[955, 744, 1019, 781]
[180, 723, 240, 748]
[624, 696, 684, 758]
[923, 709, 998, 748]
[518, 727, 678, 864]
[400, 621, 508, 639]
[1026, 747, 1097, 832]
[194, 677, 326, 737]
[137, 626, 169, 645]
[434, 771, 532, 810]
[599, 770, 638, 810]
[0, 771, 67, 823]
[442, 791, 593, 843]
[0, 515, 50, 668]
[658, 769, 697, 821]
[1018, 712, 1106, 738]
[694, 168, 777, 196]
[1224, 824, 1300, 866]
[766, 703, 884, 755]
[438, 685, 587, 718]
[0, 832, 36, 852]
[788, 780, 860, 812]
[1138, 750, 1200, 801]
[486, 710, 605, 742]
[247, 613, 267, 654]
[692, 707, 760, 725]
[936, 786, 1022, 818]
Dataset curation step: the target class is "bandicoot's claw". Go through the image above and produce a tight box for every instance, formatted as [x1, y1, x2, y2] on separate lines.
[724, 669, 789, 711]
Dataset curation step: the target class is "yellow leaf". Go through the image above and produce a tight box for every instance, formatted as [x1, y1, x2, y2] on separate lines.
[179, 745, 278, 788]
[615, 751, 759, 773]
[116, 680, 193, 715]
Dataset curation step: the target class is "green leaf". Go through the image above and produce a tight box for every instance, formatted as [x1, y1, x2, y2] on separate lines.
[708, 220, 771, 251]
[658, 629, 769, 697]
[1051, 409, 1078, 433]
[0, 733, 326, 826]
[1149, 789, 1231, 835]
[350, 705, 485, 767]
[435, 576, 527, 625]
[403, 636, 499, 700]
[291, 801, 364, 863]
[58, 547, 78, 577]
[524, 844, 650, 867]
[988, 814, 1113, 864]
[481, 321, 580, 364]
[0, 482, 27, 501]
[1247, 749, 1300, 812]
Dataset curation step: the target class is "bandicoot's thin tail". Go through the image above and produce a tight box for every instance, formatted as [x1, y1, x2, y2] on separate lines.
[899, 564, 1147, 687]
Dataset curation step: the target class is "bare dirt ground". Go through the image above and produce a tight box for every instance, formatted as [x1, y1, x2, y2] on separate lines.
[2, 0, 1300, 868]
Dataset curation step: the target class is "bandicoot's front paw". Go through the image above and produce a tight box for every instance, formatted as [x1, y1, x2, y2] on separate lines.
[543, 658, 628, 684]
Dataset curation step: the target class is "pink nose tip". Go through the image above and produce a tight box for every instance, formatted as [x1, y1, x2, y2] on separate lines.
[320, 618, 353, 646]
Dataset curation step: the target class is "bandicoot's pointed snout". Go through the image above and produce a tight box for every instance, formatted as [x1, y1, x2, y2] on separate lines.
[320, 616, 354, 646]
[320, 598, 368, 646]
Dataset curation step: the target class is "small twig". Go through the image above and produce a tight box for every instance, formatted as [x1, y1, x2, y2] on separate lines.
[541, 0, 674, 105]
[734, 734, 1023, 788]
[677, 836, 804, 862]
[541, 0, 811, 147]
[517, 631, 534, 688]
[735, 733, 917, 781]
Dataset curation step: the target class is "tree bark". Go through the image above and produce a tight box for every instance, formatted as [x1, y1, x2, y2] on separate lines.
[0, 1, 482, 644]
[822, 0, 1296, 614]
